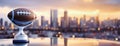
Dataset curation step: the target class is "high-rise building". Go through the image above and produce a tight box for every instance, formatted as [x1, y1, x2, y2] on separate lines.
[33, 20, 39, 28]
[80, 15, 86, 28]
[43, 20, 48, 27]
[41, 16, 48, 27]
[64, 10, 67, 19]
[96, 15, 100, 28]
[87, 17, 97, 30]
[50, 9, 58, 28]
[41, 16, 44, 27]
[0, 18, 3, 27]
[69, 17, 78, 28]
[0, 18, 4, 29]
[9, 23, 15, 29]
[4, 21, 9, 29]
[61, 11, 69, 28]
[101, 18, 115, 28]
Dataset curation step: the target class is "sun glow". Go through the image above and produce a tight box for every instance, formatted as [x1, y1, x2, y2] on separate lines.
[32, 9, 100, 20]
[68, 9, 100, 16]
[33, 9, 100, 19]
[83, 0, 93, 3]
[0, 7, 119, 22]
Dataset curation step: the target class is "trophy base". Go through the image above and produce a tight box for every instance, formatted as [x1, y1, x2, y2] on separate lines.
[13, 27, 29, 43]
[13, 40, 29, 43]
[13, 31, 29, 43]
[13, 34, 29, 43]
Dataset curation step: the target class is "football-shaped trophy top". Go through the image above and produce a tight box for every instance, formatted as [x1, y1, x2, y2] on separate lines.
[8, 8, 36, 26]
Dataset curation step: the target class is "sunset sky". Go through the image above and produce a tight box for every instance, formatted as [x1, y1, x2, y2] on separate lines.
[0, 0, 120, 22]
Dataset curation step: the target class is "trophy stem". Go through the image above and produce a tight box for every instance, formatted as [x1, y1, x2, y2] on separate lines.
[13, 27, 29, 43]
[19, 27, 24, 34]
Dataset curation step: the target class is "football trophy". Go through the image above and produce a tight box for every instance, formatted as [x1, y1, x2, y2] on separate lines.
[7, 8, 36, 43]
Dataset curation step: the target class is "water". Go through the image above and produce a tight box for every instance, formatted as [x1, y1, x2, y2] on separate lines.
[0, 38, 120, 46]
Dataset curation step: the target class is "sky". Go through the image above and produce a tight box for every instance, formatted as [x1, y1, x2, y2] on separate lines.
[0, 0, 120, 22]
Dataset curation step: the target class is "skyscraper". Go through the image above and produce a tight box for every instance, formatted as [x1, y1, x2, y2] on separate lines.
[33, 19, 39, 28]
[50, 9, 58, 28]
[64, 10, 67, 19]
[0, 18, 3, 27]
[4, 21, 9, 29]
[87, 17, 97, 30]
[80, 15, 87, 31]
[69, 17, 78, 28]
[61, 11, 69, 28]
[80, 15, 86, 28]
[96, 15, 100, 28]
[41, 16, 44, 27]
[0, 18, 3, 29]
[41, 16, 48, 27]
[9, 23, 15, 29]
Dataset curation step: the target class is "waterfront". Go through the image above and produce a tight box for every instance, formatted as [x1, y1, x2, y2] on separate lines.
[0, 0, 120, 46]
[0, 38, 120, 46]
[0, 30, 119, 41]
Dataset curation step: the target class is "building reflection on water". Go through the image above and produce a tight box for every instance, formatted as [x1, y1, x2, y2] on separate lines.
[0, 38, 120, 46]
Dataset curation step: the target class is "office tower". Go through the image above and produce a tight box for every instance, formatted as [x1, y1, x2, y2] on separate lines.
[33, 19, 39, 28]
[9, 23, 14, 29]
[50, 9, 58, 28]
[4, 21, 9, 29]
[101, 18, 115, 28]
[0, 18, 3, 27]
[0, 18, 3, 29]
[114, 19, 119, 28]
[87, 17, 97, 30]
[61, 17, 65, 28]
[64, 11, 69, 27]
[116, 20, 120, 35]
[80, 15, 86, 28]
[41, 16, 48, 27]
[96, 15, 100, 28]
[43, 20, 48, 27]
[41, 16, 44, 27]
[61, 11, 69, 28]
[64, 10, 67, 19]
[69, 17, 78, 28]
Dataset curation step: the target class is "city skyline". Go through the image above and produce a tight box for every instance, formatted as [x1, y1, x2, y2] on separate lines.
[0, 14, 119, 29]
[0, 0, 120, 46]
[0, 0, 120, 22]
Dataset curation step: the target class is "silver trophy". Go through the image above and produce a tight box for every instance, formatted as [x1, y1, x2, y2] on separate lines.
[7, 8, 36, 43]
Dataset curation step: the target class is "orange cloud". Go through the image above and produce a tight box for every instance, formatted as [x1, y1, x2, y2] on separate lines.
[83, 0, 93, 3]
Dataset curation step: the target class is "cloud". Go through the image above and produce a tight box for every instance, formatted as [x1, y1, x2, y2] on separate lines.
[0, 0, 120, 14]
[0, 0, 120, 22]
[66, 0, 120, 12]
